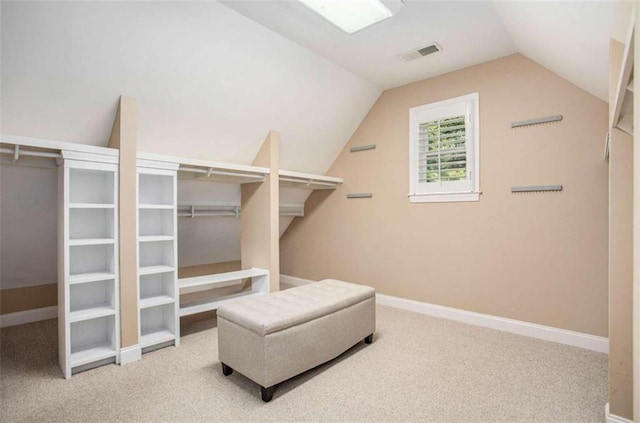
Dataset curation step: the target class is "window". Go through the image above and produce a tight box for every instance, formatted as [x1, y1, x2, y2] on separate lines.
[409, 93, 479, 203]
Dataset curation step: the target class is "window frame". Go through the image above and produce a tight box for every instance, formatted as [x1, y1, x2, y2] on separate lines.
[409, 92, 480, 203]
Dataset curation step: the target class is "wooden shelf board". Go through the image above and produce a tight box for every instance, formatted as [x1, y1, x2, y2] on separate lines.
[69, 306, 116, 323]
[69, 203, 115, 209]
[140, 295, 175, 309]
[69, 238, 115, 246]
[70, 342, 117, 367]
[139, 265, 175, 276]
[69, 272, 116, 285]
[139, 235, 174, 243]
[180, 291, 264, 316]
[138, 204, 174, 210]
[179, 267, 268, 290]
[140, 329, 175, 348]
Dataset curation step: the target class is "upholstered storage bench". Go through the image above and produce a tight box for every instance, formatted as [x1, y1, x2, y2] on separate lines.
[217, 279, 375, 402]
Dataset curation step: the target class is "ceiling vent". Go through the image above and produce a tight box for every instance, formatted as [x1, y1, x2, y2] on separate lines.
[400, 43, 441, 62]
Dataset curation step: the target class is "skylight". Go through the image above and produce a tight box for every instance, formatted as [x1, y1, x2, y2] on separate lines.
[298, 0, 394, 34]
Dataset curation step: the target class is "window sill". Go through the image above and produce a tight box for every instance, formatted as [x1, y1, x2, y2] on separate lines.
[409, 192, 480, 203]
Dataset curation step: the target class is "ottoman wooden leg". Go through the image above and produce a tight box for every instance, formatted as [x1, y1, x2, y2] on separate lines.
[221, 362, 233, 376]
[261, 385, 276, 402]
[364, 334, 373, 344]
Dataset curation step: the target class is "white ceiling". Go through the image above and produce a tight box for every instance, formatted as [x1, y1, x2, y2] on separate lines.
[222, 0, 633, 101]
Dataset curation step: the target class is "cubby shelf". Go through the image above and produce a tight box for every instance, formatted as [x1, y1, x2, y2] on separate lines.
[69, 238, 115, 246]
[139, 235, 174, 243]
[69, 306, 116, 323]
[140, 295, 175, 309]
[139, 265, 175, 276]
[140, 329, 176, 349]
[138, 204, 175, 210]
[68, 272, 116, 285]
[69, 342, 117, 367]
[69, 203, 115, 209]
[178, 267, 268, 289]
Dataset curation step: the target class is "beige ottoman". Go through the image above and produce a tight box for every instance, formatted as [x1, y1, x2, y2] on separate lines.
[217, 279, 376, 402]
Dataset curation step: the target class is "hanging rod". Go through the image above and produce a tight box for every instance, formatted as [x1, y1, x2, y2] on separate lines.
[279, 177, 338, 187]
[179, 166, 266, 182]
[0, 146, 62, 160]
[511, 115, 563, 129]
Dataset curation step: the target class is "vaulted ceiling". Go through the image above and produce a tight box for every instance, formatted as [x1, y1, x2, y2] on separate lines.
[222, 0, 633, 102]
[1, 1, 632, 174]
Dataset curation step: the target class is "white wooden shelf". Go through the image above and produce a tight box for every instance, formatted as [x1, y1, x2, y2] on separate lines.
[140, 329, 176, 349]
[180, 291, 265, 317]
[69, 238, 115, 246]
[139, 265, 175, 276]
[69, 342, 117, 367]
[68, 272, 115, 285]
[138, 151, 270, 185]
[69, 306, 116, 323]
[69, 203, 115, 209]
[611, 22, 634, 135]
[179, 268, 268, 290]
[139, 235, 174, 243]
[279, 169, 343, 190]
[138, 204, 175, 210]
[140, 295, 175, 309]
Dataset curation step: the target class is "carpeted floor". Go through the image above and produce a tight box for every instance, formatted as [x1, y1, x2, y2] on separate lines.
[0, 303, 607, 422]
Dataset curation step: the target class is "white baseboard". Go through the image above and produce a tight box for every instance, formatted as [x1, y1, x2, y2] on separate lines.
[606, 403, 633, 423]
[278, 275, 609, 353]
[280, 274, 316, 287]
[120, 345, 142, 365]
[0, 306, 58, 328]
[376, 293, 608, 353]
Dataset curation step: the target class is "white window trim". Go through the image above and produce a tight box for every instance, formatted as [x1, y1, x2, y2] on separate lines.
[409, 93, 480, 204]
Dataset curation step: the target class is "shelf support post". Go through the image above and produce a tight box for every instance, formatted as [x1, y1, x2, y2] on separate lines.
[109, 96, 141, 359]
[241, 131, 280, 292]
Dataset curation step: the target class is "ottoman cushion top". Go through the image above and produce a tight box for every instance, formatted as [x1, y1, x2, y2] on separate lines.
[217, 279, 375, 336]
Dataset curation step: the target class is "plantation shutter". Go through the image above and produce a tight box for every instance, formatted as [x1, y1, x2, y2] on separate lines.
[418, 115, 466, 184]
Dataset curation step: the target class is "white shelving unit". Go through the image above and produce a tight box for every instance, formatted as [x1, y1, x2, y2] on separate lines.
[179, 268, 269, 316]
[137, 159, 180, 351]
[58, 150, 120, 379]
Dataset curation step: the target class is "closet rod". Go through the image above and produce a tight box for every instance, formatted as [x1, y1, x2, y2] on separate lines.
[279, 177, 337, 187]
[179, 166, 266, 181]
[0, 147, 61, 160]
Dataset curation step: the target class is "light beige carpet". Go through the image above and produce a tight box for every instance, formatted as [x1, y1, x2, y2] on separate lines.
[1, 304, 607, 422]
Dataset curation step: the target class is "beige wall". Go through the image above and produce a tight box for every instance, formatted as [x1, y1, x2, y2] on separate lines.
[281, 54, 609, 337]
[608, 39, 634, 421]
[0, 284, 56, 314]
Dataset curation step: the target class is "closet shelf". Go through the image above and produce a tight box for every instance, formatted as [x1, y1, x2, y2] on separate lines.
[180, 291, 264, 317]
[139, 265, 175, 276]
[69, 272, 116, 285]
[279, 170, 343, 190]
[69, 238, 115, 247]
[138, 204, 174, 210]
[611, 22, 634, 135]
[137, 152, 270, 185]
[69, 306, 116, 323]
[69, 203, 115, 209]
[69, 342, 117, 368]
[179, 267, 268, 290]
[177, 202, 304, 218]
[140, 295, 175, 309]
[139, 235, 174, 243]
[140, 329, 176, 348]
